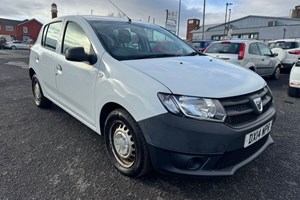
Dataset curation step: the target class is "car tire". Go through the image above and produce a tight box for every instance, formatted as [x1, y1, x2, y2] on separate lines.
[271, 66, 280, 80]
[288, 87, 298, 97]
[32, 74, 52, 108]
[11, 46, 17, 50]
[104, 108, 152, 177]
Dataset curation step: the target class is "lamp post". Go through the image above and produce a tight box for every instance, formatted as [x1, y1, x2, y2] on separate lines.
[177, 0, 181, 36]
[224, 2, 233, 37]
[202, 0, 206, 40]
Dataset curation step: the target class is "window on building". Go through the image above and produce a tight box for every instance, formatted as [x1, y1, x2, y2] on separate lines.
[43, 21, 62, 50]
[6, 25, 13, 32]
[188, 20, 194, 24]
[23, 26, 28, 34]
[0, 25, 1, 30]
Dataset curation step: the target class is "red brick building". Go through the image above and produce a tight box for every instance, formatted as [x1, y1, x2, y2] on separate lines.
[0, 18, 42, 42]
[186, 19, 200, 40]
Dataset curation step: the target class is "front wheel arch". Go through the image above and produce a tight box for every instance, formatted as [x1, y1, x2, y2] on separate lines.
[29, 68, 36, 80]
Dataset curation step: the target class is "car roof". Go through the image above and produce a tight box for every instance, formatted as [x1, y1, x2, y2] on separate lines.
[268, 39, 300, 43]
[211, 39, 260, 44]
[48, 15, 155, 26]
[190, 40, 213, 42]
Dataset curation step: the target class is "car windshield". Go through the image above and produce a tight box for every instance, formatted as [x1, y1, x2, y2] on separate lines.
[205, 43, 242, 54]
[268, 42, 297, 50]
[89, 21, 196, 60]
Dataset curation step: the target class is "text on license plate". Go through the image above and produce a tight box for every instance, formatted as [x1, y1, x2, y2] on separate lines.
[244, 121, 272, 148]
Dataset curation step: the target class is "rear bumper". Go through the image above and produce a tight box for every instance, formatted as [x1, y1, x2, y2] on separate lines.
[138, 105, 276, 176]
[281, 63, 295, 69]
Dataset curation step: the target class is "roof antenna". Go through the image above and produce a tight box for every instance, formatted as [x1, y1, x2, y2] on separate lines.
[107, 0, 132, 23]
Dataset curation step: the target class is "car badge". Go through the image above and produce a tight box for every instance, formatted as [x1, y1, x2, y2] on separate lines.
[253, 97, 263, 114]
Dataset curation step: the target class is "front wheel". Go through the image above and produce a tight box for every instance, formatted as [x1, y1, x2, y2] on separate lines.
[11, 45, 17, 50]
[271, 66, 280, 80]
[32, 75, 52, 108]
[104, 109, 151, 177]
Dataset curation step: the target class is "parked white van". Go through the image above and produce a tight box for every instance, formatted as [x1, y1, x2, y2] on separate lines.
[29, 16, 276, 177]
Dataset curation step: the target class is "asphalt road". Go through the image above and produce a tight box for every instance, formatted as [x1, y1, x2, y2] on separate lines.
[1, 50, 300, 200]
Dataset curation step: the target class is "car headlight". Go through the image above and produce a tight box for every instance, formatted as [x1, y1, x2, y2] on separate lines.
[158, 93, 226, 122]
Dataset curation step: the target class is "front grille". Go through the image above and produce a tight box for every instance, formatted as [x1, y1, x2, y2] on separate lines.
[220, 87, 273, 126]
[213, 134, 269, 170]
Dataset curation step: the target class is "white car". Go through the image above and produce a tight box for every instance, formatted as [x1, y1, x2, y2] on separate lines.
[289, 60, 300, 97]
[29, 16, 276, 177]
[268, 39, 300, 70]
[4, 40, 30, 50]
[204, 39, 281, 79]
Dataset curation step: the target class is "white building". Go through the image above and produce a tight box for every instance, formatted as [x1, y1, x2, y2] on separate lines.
[191, 15, 300, 41]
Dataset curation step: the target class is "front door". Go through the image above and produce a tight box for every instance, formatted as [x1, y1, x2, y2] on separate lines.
[55, 21, 99, 126]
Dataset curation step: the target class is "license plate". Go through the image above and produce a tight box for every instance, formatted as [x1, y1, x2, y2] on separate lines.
[244, 121, 272, 148]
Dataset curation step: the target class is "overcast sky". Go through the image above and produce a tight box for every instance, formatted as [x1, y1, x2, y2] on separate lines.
[0, 0, 299, 38]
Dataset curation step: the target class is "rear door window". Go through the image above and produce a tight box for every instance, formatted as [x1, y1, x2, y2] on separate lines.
[249, 43, 261, 55]
[43, 21, 62, 50]
[205, 43, 241, 54]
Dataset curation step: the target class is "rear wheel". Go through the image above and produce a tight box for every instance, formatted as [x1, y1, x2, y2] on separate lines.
[288, 87, 299, 97]
[104, 109, 151, 177]
[32, 75, 52, 108]
[11, 45, 17, 50]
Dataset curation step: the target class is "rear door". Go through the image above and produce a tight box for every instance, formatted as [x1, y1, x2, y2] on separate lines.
[248, 42, 265, 75]
[36, 21, 63, 103]
[55, 21, 99, 126]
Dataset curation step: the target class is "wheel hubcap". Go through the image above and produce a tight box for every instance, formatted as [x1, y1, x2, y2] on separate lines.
[111, 123, 135, 167]
[276, 68, 280, 78]
[34, 82, 41, 104]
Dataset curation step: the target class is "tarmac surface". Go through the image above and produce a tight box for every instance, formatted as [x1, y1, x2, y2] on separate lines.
[0, 50, 300, 199]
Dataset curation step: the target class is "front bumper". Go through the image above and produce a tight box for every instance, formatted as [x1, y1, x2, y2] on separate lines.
[138, 105, 276, 176]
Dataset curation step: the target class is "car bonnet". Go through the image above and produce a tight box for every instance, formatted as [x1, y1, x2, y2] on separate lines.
[122, 56, 266, 98]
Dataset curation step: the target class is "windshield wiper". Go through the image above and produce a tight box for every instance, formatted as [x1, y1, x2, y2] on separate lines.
[187, 51, 206, 56]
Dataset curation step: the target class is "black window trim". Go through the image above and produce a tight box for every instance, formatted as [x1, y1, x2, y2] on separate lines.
[42, 21, 63, 51]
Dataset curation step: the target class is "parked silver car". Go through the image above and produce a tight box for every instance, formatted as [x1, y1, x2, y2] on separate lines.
[4, 40, 30, 50]
[204, 39, 281, 79]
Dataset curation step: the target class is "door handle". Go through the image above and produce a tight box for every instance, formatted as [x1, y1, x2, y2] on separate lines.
[261, 59, 265, 61]
[56, 64, 62, 75]
[56, 64, 62, 71]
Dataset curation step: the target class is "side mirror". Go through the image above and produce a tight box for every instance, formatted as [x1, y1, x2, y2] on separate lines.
[65, 47, 97, 65]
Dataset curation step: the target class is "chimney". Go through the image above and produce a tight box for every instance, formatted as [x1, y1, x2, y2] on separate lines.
[51, 3, 58, 19]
